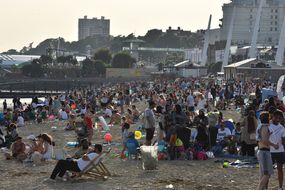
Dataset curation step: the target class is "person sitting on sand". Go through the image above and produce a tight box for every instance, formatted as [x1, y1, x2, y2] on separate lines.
[103, 107, 112, 118]
[49, 144, 102, 181]
[5, 136, 27, 161]
[121, 132, 140, 159]
[125, 109, 134, 124]
[16, 113, 25, 127]
[5, 109, 13, 122]
[5, 123, 19, 147]
[58, 108, 68, 120]
[38, 133, 54, 160]
[26, 135, 44, 164]
[232, 122, 242, 146]
[65, 113, 76, 131]
[212, 121, 232, 155]
[131, 105, 140, 122]
[109, 110, 121, 125]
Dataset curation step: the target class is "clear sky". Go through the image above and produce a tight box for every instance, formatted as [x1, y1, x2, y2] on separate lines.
[0, 0, 230, 52]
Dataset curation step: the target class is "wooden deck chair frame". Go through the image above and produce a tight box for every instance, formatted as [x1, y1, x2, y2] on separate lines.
[75, 148, 111, 180]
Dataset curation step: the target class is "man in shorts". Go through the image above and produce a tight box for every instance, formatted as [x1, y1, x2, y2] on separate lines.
[144, 101, 156, 146]
[269, 110, 285, 190]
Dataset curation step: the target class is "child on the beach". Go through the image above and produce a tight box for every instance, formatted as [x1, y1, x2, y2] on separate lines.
[121, 117, 130, 144]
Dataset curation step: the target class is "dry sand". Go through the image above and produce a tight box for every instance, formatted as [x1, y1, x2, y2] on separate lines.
[0, 104, 281, 190]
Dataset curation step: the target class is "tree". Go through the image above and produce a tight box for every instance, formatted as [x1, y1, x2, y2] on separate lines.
[94, 60, 106, 75]
[82, 58, 96, 76]
[56, 56, 69, 66]
[71, 57, 78, 66]
[207, 62, 223, 74]
[2, 49, 19, 55]
[112, 52, 136, 68]
[93, 48, 112, 64]
[165, 52, 184, 65]
[21, 59, 44, 77]
[39, 55, 53, 65]
[142, 29, 163, 45]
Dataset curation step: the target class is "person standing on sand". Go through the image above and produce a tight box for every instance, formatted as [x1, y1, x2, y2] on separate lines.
[3, 99, 7, 112]
[268, 110, 285, 190]
[256, 112, 278, 190]
[144, 101, 156, 146]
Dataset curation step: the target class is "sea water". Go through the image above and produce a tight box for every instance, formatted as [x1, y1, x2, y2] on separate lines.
[0, 97, 45, 110]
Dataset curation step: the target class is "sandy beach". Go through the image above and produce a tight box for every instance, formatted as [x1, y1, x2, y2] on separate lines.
[0, 102, 281, 190]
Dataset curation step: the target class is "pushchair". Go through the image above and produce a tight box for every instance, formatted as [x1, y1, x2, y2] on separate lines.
[75, 121, 88, 147]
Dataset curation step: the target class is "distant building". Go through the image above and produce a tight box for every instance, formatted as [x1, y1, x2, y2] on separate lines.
[220, 0, 285, 46]
[78, 16, 110, 40]
[163, 61, 207, 78]
[224, 58, 285, 82]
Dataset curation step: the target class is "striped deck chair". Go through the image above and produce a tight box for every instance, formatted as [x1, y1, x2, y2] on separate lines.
[75, 148, 111, 180]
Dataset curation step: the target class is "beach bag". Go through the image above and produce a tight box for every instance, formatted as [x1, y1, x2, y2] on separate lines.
[196, 151, 207, 160]
[175, 138, 183, 147]
[141, 146, 158, 170]
[186, 149, 194, 160]
[206, 151, 215, 159]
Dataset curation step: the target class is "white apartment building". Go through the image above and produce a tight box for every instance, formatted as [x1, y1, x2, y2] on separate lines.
[220, 0, 285, 46]
[78, 16, 110, 40]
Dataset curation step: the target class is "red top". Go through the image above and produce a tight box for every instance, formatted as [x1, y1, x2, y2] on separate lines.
[84, 116, 93, 129]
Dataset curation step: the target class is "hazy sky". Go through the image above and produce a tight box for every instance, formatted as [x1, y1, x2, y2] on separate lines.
[0, 0, 230, 52]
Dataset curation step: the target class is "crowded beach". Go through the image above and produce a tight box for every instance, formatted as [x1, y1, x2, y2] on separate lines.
[0, 77, 284, 190]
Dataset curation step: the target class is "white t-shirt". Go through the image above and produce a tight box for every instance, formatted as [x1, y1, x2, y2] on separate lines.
[42, 142, 53, 160]
[186, 95, 194, 107]
[144, 108, 155, 129]
[217, 128, 232, 141]
[197, 99, 207, 111]
[17, 116, 24, 127]
[104, 109, 112, 117]
[60, 95, 66, 102]
[77, 153, 99, 171]
[60, 111, 68, 120]
[269, 123, 285, 153]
